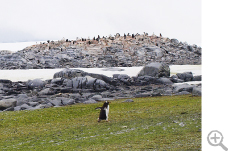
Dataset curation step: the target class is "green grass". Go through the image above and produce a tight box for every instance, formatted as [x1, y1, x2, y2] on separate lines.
[0, 95, 201, 151]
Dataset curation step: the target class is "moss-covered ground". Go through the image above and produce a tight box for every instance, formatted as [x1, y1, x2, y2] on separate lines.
[0, 95, 201, 150]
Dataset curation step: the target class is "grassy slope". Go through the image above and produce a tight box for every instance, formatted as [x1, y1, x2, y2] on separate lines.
[0, 95, 201, 151]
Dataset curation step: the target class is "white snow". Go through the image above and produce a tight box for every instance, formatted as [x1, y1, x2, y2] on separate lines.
[0, 65, 201, 82]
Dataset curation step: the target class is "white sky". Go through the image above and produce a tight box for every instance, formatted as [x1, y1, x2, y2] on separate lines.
[0, 0, 201, 45]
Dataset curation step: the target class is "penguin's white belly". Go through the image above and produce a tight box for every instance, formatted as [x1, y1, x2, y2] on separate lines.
[105, 105, 109, 119]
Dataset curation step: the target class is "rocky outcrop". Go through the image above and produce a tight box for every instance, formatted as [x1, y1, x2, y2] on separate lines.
[0, 62, 201, 112]
[0, 33, 201, 70]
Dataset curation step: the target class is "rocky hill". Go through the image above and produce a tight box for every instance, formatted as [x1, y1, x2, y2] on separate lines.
[0, 33, 201, 69]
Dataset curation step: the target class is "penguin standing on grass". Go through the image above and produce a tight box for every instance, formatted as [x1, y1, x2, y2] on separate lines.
[95, 101, 111, 122]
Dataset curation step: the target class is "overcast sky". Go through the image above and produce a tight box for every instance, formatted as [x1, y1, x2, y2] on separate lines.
[0, 0, 201, 45]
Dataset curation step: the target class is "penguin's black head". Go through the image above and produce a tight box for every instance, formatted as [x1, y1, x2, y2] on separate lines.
[102, 101, 110, 108]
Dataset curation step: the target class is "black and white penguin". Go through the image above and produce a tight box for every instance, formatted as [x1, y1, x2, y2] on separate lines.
[95, 101, 110, 122]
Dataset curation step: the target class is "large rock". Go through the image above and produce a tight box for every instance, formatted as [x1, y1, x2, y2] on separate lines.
[117, 74, 131, 85]
[192, 86, 201, 96]
[133, 76, 155, 86]
[38, 88, 56, 95]
[53, 69, 86, 79]
[173, 83, 194, 93]
[51, 78, 63, 85]
[0, 98, 17, 110]
[93, 79, 109, 91]
[137, 62, 170, 78]
[176, 72, 193, 82]
[155, 77, 173, 85]
[16, 94, 29, 106]
[49, 99, 63, 106]
[193, 75, 202, 81]
[20, 103, 32, 110]
[27, 79, 45, 89]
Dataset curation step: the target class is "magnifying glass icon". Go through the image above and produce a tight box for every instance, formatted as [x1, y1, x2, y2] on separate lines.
[207, 130, 228, 151]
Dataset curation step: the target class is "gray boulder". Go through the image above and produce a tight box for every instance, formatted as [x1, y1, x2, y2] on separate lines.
[192, 86, 201, 96]
[193, 75, 202, 81]
[51, 78, 63, 85]
[117, 74, 131, 85]
[38, 88, 56, 95]
[176, 72, 193, 82]
[49, 99, 63, 106]
[20, 103, 31, 110]
[16, 94, 29, 106]
[156, 78, 173, 85]
[170, 75, 184, 83]
[14, 106, 22, 111]
[138, 62, 170, 77]
[27, 79, 45, 89]
[27, 102, 39, 107]
[94, 79, 109, 91]
[0, 98, 17, 110]
[64, 99, 75, 105]
[134, 76, 155, 86]
[53, 69, 86, 79]
[173, 83, 194, 93]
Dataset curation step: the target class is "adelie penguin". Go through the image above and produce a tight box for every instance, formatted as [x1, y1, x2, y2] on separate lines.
[95, 101, 111, 122]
